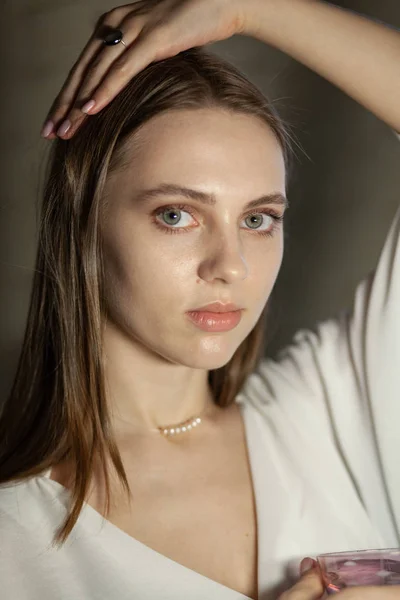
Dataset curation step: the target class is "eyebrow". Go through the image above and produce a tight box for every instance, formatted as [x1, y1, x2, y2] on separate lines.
[134, 183, 289, 211]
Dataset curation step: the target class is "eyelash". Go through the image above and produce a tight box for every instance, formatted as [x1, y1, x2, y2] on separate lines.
[152, 204, 284, 238]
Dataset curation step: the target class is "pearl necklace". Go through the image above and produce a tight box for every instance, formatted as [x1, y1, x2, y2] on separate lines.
[150, 404, 209, 437]
[152, 415, 204, 437]
[115, 402, 210, 438]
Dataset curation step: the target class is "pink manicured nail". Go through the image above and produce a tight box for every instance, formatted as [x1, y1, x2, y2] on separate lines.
[81, 99, 95, 114]
[41, 120, 54, 138]
[300, 557, 315, 575]
[57, 119, 71, 136]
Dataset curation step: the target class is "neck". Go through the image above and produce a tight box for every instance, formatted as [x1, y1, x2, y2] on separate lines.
[102, 319, 217, 435]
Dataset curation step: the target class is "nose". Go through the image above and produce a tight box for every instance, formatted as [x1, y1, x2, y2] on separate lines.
[197, 232, 248, 284]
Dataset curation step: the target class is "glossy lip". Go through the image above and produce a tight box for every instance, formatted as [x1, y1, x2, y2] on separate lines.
[186, 308, 243, 332]
[189, 301, 242, 313]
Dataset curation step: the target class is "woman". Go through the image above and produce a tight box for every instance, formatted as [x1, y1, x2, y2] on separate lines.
[0, 0, 399, 599]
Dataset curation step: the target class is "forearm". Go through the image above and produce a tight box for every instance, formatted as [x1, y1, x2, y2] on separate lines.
[245, 0, 400, 131]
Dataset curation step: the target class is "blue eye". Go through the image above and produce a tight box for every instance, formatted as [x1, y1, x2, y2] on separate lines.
[153, 204, 284, 238]
[159, 207, 192, 227]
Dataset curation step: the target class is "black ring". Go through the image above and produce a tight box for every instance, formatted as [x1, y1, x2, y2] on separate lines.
[103, 28, 124, 46]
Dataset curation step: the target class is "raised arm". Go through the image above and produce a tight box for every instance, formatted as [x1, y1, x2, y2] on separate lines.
[42, 0, 400, 139]
[246, 0, 400, 132]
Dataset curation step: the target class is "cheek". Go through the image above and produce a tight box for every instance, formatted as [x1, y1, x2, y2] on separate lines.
[268, 239, 284, 289]
[102, 235, 194, 306]
[252, 235, 284, 286]
[274, 238, 284, 276]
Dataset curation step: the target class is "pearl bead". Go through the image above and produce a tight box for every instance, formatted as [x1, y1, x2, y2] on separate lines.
[159, 414, 204, 437]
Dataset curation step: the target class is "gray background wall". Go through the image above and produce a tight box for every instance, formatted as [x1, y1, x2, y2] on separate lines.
[1, 1, 399, 401]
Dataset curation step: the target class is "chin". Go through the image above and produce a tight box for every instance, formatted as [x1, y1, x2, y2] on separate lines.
[166, 338, 243, 371]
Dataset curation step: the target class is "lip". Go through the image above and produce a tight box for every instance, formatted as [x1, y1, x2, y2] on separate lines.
[190, 301, 242, 313]
[186, 309, 243, 332]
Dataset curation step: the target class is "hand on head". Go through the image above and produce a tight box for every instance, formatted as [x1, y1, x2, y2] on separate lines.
[41, 0, 250, 140]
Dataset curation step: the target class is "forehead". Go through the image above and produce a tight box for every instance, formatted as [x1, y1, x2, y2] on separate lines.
[114, 108, 286, 192]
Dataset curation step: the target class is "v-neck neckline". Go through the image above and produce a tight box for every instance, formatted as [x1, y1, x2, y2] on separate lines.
[38, 398, 274, 600]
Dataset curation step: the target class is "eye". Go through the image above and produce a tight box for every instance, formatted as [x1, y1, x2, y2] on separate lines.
[152, 204, 284, 237]
[158, 207, 195, 228]
[244, 212, 276, 232]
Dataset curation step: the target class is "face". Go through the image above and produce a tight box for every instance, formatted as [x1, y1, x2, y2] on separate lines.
[100, 108, 287, 370]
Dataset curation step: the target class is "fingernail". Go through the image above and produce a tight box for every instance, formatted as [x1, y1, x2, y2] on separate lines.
[81, 99, 95, 114]
[300, 557, 315, 575]
[41, 120, 54, 138]
[57, 119, 71, 136]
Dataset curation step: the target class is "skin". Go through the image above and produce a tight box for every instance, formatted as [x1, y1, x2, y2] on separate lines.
[99, 106, 286, 436]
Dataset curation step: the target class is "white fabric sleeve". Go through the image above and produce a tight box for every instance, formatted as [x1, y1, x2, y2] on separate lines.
[247, 153, 400, 544]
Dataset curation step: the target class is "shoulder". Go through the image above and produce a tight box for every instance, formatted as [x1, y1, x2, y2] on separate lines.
[0, 476, 66, 543]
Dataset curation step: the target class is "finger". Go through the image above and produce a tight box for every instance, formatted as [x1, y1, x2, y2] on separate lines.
[41, 6, 132, 139]
[279, 569, 325, 600]
[93, 21, 175, 104]
[91, 25, 170, 109]
[60, 22, 173, 140]
[56, 13, 146, 139]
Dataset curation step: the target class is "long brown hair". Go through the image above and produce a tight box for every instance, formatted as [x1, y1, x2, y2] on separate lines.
[0, 47, 294, 548]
